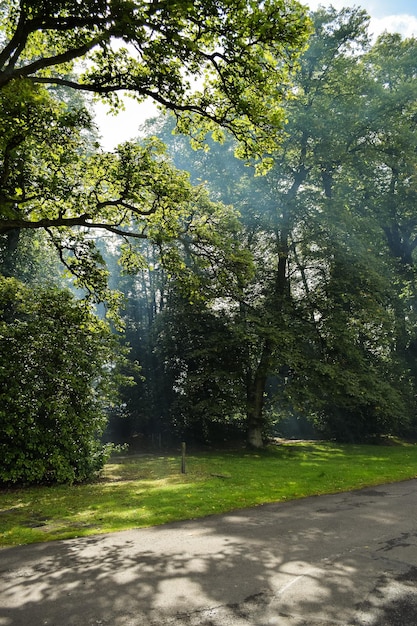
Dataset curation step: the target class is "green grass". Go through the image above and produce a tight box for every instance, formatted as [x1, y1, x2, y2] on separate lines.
[1, 441, 417, 548]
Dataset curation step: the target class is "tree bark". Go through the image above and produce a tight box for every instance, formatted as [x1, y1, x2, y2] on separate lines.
[246, 381, 266, 448]
[2, 227, 20, 277]
[246, 340, 273, 448]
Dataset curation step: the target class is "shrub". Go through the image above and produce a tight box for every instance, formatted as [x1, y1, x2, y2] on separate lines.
[0, 277, 120, 484]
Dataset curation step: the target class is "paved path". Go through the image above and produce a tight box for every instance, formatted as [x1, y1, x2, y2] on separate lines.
[1, 480, 417, 625]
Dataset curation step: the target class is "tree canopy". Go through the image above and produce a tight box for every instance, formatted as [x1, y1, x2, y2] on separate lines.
[0, 0, 310, 141]
[3, 2, 417, 474]
[0, 0, 313, 482]
[0, 0, 311, 298]
[118, 8, 417, 447]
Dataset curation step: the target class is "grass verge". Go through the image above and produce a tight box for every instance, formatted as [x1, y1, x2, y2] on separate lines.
[1, 441, 417, 548]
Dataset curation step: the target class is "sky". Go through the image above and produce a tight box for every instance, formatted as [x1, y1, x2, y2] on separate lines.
[308, 0, 417, 37]
[95, 0, 417, 150]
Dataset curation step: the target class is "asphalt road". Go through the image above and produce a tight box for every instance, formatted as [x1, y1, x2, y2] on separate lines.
[1, 479, 417, 625]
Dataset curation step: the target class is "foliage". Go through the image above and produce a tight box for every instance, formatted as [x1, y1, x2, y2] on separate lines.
[0, 0, 311, 287]
[0, 73, 254, 303]
[0, 1, 311, 477]
[153, 294, 247, 443]
[128, 8, 417, 446]
[0, 0, 311, 154]
[1, 441, 417, 546]
[100, 213, 251, 446]
[0, 276, 127, 484]
[2, 3, 417, 456]
[0, 228, 63, 283]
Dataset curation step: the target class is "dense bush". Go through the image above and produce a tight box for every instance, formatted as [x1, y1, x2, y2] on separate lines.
[0, 277, 121, 484]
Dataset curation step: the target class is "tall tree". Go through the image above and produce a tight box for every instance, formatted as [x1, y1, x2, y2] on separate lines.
[101, 179, 252, 445]
[148, 7, 414, 446]
[350, 33, 417, 400]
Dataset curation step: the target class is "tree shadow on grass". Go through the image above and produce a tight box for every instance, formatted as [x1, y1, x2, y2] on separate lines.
[0, 480, 417, 625]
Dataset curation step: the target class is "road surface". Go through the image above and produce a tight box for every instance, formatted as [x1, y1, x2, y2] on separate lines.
[1, 479, 417, 625]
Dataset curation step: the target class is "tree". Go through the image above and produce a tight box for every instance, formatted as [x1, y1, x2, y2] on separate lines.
[152, 288, 247, 445]
[348, 33, 417, 406]
[231, 8, 414, 444]
[98, 179, 252, 446]
[146, 7, 415, 446]
[0, 1, 311, 262]
[256, 8, 408, 442]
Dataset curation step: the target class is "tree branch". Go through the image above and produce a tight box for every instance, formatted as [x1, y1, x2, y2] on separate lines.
[0, 38, 106, 87]
[96, 199, 158, 216]
[0, 213, 150, 239]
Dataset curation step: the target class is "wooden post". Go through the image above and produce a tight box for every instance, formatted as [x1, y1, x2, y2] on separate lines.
[181, 441, 186, 474]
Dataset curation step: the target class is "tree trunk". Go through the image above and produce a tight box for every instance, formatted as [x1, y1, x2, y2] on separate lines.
[246, 340, 273, 448]
[246, 376, 267, 448]
[247, 423, 264, 449]
[2, 227, 20, 276]
[244, 172, 301, 448]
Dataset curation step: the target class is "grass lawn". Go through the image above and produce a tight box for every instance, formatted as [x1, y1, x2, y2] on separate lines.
[1, 440, 417, 548]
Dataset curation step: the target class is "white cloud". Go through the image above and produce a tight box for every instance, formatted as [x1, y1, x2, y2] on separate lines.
[369, 14, 417, 38]
[304, 1, 417, 37]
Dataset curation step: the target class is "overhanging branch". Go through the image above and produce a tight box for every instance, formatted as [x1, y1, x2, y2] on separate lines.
[0, 215, 147, 238]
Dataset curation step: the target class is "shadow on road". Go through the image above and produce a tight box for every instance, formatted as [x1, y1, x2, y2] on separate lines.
[1, 481, 417, 625]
